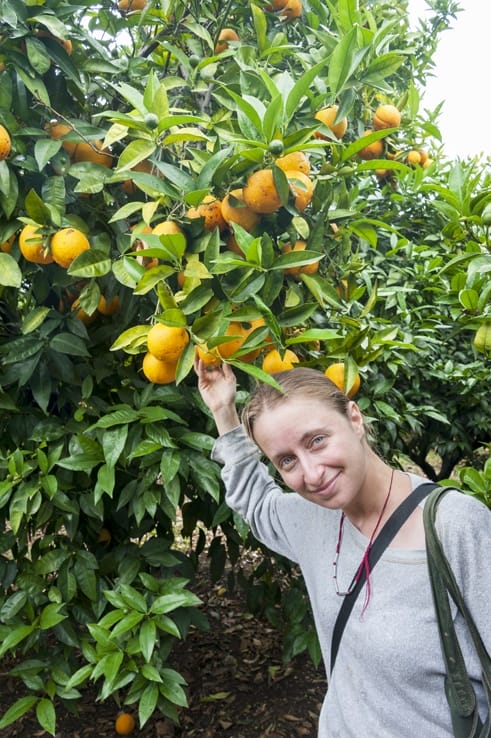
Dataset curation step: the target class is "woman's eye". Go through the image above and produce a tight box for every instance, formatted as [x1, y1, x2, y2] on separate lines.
[280, 455, 295, 470]
[312, 435, 325, 447]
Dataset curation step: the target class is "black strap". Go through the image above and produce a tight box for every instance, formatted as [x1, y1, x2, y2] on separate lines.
[424, 487, 491, 737]
[330, 481, 437, 674]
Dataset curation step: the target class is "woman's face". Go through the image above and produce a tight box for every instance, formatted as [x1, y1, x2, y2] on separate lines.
[252, 395, 367, 509]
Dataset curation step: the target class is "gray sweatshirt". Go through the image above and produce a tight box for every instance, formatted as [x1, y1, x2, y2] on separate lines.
[212, 425, 491, 738]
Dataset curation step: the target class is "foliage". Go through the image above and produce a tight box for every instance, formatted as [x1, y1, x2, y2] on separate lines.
[0, 0, 490, 732]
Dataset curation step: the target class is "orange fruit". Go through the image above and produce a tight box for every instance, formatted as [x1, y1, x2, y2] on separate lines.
[132, 225, 158, 269]
[98, 527, 111, 544]
[71, 298, 98, 325]
[98, 295, 120, 315]
[121, 159, 154, 194]
[422, 157, 434, 169]
[114, 711, 136, 735]
[186, 195, 226, 232]
[314, 105, 348, 140]
[372, 104, 401, 131]
[0, 123, 12, 161]
[196, 344, 223, 366]
[279, 0, 302, 18]
[0, 233, 16, 253]
[225, 232, 243, 255]
[406, 150, 422, 165]
[147, 323, 189, 362]
[276, 151, 310, 175]
[50, 227, 90, 268]
[73, 140, 112, 168]
[243, 169, 283, 214]
[419, 149, 429, 165]
[221, 189, 260, 232]
[142, 352, 178, 384]
[19, 224, 53, 264]
[118, 0, 146, 10]
[215, 28, 240, 53]
[324, 362, 360, 398]
[358, 130, 384, 160]
[262, 348, 299, 373]
[286, 170, 314, 211]
[47, 121, 78, 157]
[153, 220, 185, 237]
[282, 240, 319, 277]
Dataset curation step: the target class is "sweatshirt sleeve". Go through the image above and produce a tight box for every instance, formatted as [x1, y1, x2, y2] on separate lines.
[211, 425, 301, 562]
[437, 491, 491, 652]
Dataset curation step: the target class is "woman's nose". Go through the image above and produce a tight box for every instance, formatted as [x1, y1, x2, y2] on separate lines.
[302, 459, 324, 487]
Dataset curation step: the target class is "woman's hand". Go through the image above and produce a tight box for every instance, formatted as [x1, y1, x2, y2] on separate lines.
[194, 355, 241, 435]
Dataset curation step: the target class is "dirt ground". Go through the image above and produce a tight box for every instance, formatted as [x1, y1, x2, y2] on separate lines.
[0, 571, 326, 738]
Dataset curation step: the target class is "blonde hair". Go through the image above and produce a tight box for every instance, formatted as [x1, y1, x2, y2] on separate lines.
[241, 367, 350, 443]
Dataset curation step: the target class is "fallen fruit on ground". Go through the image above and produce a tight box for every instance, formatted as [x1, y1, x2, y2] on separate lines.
[147, 323, 189, 362]
[142, 352, 178, 384]
[262, 348, 299, 373]
[372, 104, 401, 130]
[50, 227, 90, 268]
[19, 224, 53, 264]
[114, 711, 136, 735]
[324, 362, 360, 397]
[313, 105, 348, 139]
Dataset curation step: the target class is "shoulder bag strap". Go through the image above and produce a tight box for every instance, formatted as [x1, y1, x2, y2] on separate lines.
[424, 487, 491, 738]
[330, 481, 437, 675]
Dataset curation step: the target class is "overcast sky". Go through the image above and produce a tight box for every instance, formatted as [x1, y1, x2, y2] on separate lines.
[408, 0, 490, 160]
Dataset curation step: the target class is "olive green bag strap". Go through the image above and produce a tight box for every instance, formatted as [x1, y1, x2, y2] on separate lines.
[423, 487, 491, 738]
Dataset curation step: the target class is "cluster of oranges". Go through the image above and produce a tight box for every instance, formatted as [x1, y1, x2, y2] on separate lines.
[142, 323, 190, 384]
[18, 224, 90, 267]
[357, 103, 401, 160]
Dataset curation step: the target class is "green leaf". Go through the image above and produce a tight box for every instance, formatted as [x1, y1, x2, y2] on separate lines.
[0, 624, 35, 658]
[117, 139, 156, 171]
[139, 619, 157, 663]
[22, 308, 53, 335]
[39, 603, 67, 630]
[67, 248, 111, 278]
[24, 188, 52, 224]
[150, 591, 201, 615]
[25, 37, 51, 75]
[0, 253, 22, 288]
[285, 60, 329, 121]
[0, 696, 38, 729]
[49, 333, 90, 357]
[139, 683, 159, 727]
[328, 28, 368, 96]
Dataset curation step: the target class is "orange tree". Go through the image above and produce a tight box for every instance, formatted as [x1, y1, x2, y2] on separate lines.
[0, 0, 490, 732]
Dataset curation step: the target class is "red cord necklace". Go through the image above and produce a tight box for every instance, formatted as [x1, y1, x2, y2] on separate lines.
[332, 468, 395, 612]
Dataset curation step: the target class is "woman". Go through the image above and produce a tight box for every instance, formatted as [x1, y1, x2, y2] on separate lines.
[194, 360, 491, 737]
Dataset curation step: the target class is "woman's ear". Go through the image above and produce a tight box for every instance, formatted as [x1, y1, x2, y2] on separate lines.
[348, 401, 365, 438]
